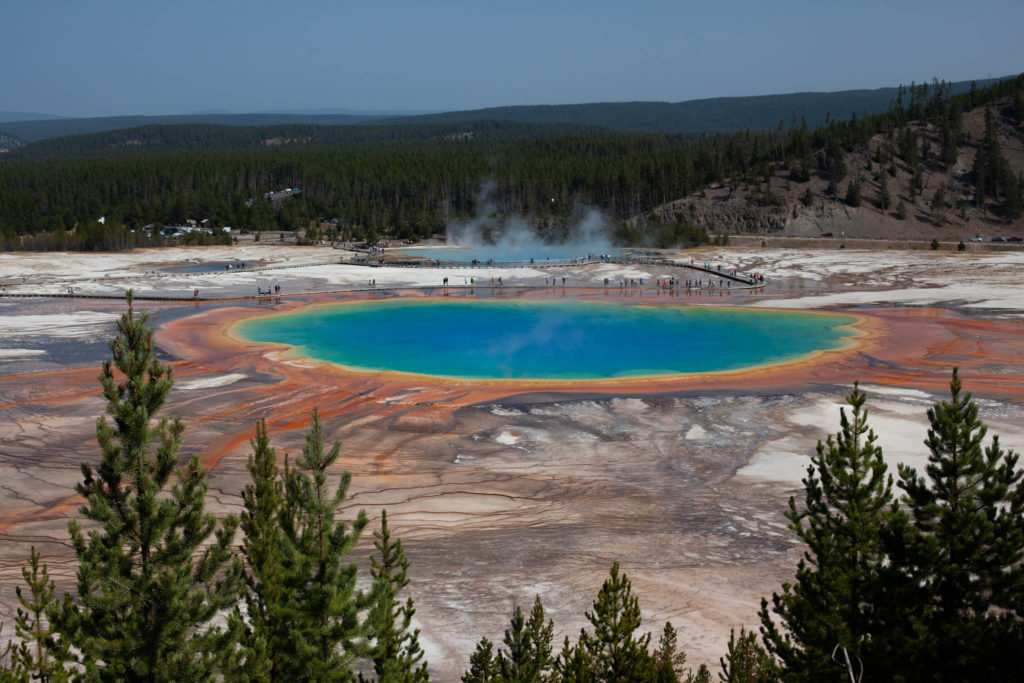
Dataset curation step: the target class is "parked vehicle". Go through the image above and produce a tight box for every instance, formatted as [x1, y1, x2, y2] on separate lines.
[1008, 236, 1023, 243]
[991, 236, 1006, 242]
[969, 237, 984, 242]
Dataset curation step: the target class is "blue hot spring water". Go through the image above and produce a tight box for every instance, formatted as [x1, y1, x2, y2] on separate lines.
[393, 245, 621, 263]
[236, 300, 858, 380]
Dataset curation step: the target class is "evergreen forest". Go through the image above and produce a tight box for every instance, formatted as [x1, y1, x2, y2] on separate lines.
[2, 286, 1022, 680]
[0, 75, 1022, 252]
[0, 74, 1008, 144]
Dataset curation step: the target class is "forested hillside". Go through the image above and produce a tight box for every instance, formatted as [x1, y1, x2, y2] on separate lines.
[4, 119, 604, 161]
[0, 74, 1022, 251]
[644, 75, 1024, 242]
[0, 76, 1010, 147]
[383, 76, 1010, 134]
[0, 111, 376, 145]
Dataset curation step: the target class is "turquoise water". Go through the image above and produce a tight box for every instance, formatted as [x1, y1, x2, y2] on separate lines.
[394, 245, 622, 262]
[237, 300, 858, 380]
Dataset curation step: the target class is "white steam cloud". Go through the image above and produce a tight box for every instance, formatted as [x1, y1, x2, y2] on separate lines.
[445, 180, 615, 257]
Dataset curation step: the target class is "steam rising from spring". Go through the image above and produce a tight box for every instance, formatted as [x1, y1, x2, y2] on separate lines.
[445, 180, 615, 259]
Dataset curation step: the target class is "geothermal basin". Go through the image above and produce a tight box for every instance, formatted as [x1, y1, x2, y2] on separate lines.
[3, 244, 1024, 679]
[236, 299, 859, 380]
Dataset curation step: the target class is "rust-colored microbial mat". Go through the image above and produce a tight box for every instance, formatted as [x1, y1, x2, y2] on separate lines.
[3, 281, 1024, 676]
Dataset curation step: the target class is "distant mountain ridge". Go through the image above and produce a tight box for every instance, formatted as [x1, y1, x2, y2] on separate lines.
[0, 111, 65, 124]
[383, 77, 1011, 133]
[250, 107, 439, 117]
[0, 112, 378, 144]
[0, 75, 1014, 149]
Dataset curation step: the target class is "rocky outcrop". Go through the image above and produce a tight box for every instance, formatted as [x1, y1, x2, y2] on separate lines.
[641, 195, 955, 240]
[643, 197, 793, 234]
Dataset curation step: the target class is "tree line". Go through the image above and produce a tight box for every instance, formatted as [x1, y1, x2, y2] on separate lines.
[1, 75, 1021, 252]
[0, 75, 1009, 146]
[1, 296, 1022, 681]
[5, 120, 601, 162]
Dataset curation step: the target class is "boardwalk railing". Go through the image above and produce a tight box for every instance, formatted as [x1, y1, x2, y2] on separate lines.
[366, 254, 762, 285]
[0, 254, 763, 302]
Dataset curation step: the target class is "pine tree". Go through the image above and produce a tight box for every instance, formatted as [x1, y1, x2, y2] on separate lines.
[652, 622, 686, 682]
[940, 119, 958, 168]
[553, 633, 593, 683]
[495, 596, 553, 682]
[580, 562, 652, 680]
[523, 597, 555, 679]
[1001, 162, 1023, 219]
[972, 107, 1006, 205]
[11, 548, 70, 682]
[689, 665, 712, 683]
[281, 408, 370, 680]
[895, 199, 907, 220]
[463, 638, 498, 683]
[892, 368, 1024, 680]
[717, 627, 774, 683]
[899, 127, 919, 166]
[497, 604, 531, 682]
[878, 175, 891, 211]
[54, 291, 244, 680]
[800, 187, 813, 208]
[237, 418, 286, 680]
[365, 510, 429, 682]
[760, 384, 896, 680]
[844, 178, 861, 207]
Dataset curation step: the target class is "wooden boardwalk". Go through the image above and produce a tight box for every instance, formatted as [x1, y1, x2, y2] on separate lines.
[0, 255, 764, 303]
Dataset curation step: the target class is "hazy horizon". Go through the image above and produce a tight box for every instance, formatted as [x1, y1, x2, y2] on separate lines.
[2, 0, 1021, 118]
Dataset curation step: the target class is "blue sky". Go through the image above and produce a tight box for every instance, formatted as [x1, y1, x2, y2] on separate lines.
[2, 0, 1021, 117]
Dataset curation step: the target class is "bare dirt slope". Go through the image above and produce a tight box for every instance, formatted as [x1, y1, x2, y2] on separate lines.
[646, 96, 1024, 242]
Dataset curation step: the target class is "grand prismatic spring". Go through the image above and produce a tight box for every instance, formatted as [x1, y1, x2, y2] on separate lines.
[3, 245, 1024, 678]
[235, 300, 859, 380]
